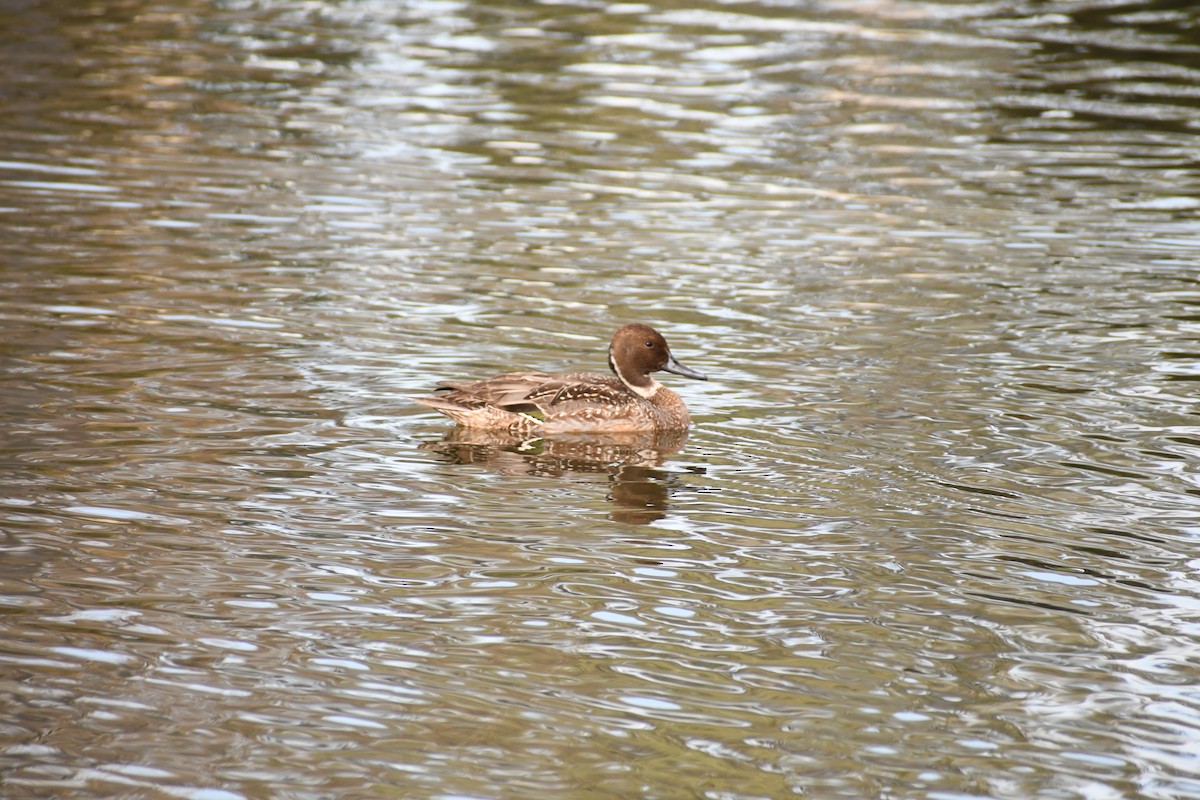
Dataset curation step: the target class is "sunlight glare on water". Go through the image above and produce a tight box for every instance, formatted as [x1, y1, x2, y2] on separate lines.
[3, 1, 1200, 798]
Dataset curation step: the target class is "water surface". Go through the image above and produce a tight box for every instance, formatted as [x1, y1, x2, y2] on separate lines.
[3, 1, 1200, 798]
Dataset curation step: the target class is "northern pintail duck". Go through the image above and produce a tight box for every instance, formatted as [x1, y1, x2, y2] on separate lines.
[412, 323, 707, 433]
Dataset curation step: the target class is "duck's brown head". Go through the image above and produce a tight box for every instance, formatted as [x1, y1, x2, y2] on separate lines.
[607, 323, 707, 398]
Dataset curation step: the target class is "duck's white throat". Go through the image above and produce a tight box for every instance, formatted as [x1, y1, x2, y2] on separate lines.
[625, 377, 662, 400]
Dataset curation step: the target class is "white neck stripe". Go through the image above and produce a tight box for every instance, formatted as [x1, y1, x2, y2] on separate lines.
[629, 377, 661, 400]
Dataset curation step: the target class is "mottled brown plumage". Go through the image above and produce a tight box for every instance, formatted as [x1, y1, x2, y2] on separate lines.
[411, 324, 708, 433]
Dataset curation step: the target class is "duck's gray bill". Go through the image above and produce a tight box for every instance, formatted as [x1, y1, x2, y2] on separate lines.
[664, 354, 708, 381]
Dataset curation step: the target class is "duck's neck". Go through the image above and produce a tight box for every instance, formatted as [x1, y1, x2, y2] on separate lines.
[626, 377, 662, 400]
[609, 351, 661, 399]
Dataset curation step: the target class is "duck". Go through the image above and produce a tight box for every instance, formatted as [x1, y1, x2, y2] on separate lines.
[411, 323, 708, 433]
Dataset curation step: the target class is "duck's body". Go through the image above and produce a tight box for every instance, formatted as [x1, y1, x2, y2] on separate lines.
[416, 370, 692, 433]
[412, 324, 707, 434]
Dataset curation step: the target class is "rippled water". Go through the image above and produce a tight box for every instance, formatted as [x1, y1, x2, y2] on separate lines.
[4, 1, 1200, 797]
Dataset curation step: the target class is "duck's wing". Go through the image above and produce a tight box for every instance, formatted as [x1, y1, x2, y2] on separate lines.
[424, 372, 556, 410]
[516, 374, 637, 418]
[416, 372, 635, 422]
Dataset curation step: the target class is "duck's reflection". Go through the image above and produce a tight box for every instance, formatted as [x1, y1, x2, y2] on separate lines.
[420, 428, 694, 524]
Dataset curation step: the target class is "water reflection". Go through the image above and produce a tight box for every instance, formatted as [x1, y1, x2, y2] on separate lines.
[421, 427, 692, 524]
